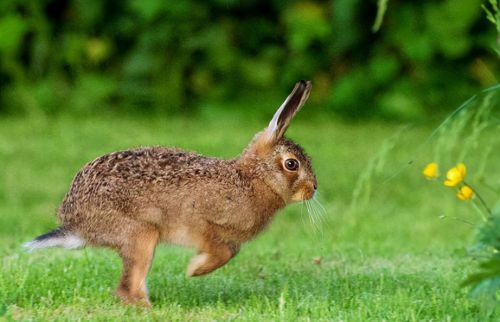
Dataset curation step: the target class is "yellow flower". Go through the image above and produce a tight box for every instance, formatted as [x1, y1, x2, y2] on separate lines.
[457, 185, 474, 201]
[422, 162, 439, 179]
[444, 163, 466, 187]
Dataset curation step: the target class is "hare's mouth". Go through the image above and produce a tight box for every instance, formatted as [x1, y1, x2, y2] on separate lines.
[291, 184, 315, 202]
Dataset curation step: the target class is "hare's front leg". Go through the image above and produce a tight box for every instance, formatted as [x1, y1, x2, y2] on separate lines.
[115, 225, 159, 307]
[187, 241, 239, 277]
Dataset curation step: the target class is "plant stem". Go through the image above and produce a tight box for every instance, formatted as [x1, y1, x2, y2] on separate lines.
[465, 182, 492, 217]
[471, 200, 488, 222]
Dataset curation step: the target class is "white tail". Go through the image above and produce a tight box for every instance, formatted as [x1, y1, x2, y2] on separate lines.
[23, 227, 86, 251]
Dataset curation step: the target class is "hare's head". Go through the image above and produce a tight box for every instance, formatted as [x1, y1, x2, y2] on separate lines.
[239, 81, 317, 204]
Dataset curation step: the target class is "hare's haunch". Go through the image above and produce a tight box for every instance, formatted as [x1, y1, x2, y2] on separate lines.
[25, 80, 317, 307]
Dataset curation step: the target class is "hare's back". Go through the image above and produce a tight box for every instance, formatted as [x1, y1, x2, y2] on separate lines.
[69, 146, 222, 190]
[59, 147, 226, 215]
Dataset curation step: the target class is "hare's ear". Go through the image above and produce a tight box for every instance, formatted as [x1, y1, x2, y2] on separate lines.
[265, 80, 311, 144]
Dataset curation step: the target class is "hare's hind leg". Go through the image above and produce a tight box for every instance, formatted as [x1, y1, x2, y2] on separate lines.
[187, 241, 239, 277]
[116, 224, 159, 307]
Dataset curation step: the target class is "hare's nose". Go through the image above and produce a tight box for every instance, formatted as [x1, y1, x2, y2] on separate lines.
[313, 183, 317, 190]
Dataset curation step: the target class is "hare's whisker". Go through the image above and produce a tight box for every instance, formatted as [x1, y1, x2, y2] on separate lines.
[311, 199, 327, 221]
[312, 203, 324, 226]
[299, 192, 306, 227]
[313, 197, 327, 215]
[306, 200, 322, 232]
[306, 201, 315, 227]
[312, 191, 327, 215]
[311, 199, 326, 231]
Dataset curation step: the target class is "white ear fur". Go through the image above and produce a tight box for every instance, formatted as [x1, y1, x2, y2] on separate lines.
[267, 96, 291, 136]
[266, 80, 311, 142]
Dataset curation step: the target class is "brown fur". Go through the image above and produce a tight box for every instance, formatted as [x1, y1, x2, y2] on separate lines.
[28, 80, 317, 306]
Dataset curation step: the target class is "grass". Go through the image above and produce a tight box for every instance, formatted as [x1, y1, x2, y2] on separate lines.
[0, 111, 499, 321]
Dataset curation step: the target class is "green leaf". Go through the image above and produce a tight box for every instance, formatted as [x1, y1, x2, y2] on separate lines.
[372, 0, 389, 32]
[0, 14, 28, 55]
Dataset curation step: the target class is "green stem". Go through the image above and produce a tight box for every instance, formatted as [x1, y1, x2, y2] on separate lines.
[470, 199, 488, 222]
[464, 182, 492, 217]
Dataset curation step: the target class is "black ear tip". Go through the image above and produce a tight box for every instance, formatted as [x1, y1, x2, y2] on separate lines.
[298, 80, 312, 87]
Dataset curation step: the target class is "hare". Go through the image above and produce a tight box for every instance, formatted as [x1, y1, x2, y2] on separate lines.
[24, 80, 317, 307]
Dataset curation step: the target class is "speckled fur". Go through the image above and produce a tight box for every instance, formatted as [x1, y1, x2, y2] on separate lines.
[26, 80, 317, 306]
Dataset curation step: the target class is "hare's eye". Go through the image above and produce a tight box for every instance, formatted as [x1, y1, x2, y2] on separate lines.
[284, 159, 299, 171]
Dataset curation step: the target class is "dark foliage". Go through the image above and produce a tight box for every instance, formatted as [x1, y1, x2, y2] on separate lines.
[0, 0, 498, 118]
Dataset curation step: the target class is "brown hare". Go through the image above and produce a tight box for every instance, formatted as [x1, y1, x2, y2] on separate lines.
[25, 80, 317, 307]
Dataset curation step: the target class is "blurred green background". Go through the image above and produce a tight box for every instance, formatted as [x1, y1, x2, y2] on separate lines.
[0, 0, 499, 120]
[1, 1, 500, 319]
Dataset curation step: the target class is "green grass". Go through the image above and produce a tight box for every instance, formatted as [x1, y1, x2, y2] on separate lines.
[0, 113, 498, 321]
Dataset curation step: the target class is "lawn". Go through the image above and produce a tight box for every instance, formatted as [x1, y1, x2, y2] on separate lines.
[0, 112, 498, 321]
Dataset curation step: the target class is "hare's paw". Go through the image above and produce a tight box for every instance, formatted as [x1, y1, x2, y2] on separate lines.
[186, 253, 211, 277]
[116, 287, 151, 308]
[186, 243, 237, 277]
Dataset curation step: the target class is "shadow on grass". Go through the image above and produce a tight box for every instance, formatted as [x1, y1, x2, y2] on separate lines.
[148, 262, 465, 310]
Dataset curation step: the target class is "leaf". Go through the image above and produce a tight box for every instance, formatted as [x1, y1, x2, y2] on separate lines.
[0, 14, 28, 55]
[372, 0, 389, 32]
